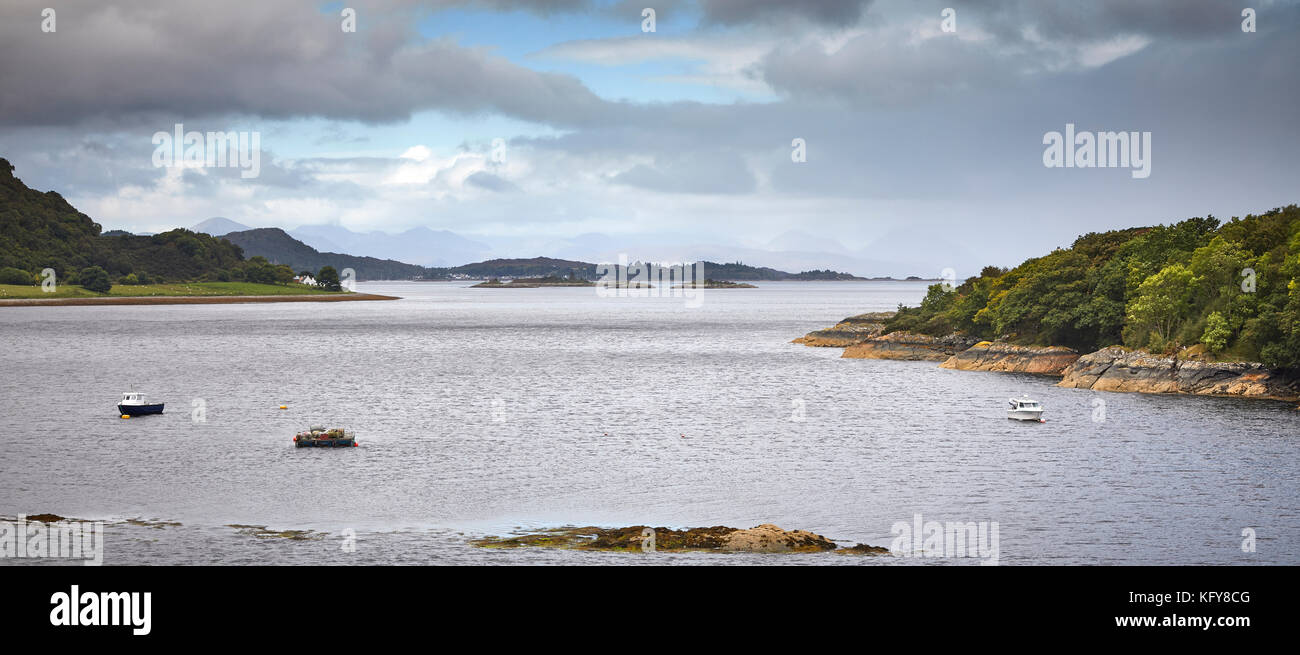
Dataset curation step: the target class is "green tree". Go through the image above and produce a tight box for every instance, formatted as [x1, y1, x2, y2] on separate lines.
[79, 266, 112, 293]
[1200, 311, 1232, 354]
[241, 256, 278, 284]
[317, 266, 342, 291]
[1189, 236, 1251, 302]
[1126, 264, 1195, 348]
[273, 264, 295, 285]
[0, 266, 33, 285]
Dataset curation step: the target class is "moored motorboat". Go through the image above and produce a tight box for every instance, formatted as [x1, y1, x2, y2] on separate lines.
[117, 392, 164, 416]
[294, 425, 356, 448]
[1007, 395, 1044, 422]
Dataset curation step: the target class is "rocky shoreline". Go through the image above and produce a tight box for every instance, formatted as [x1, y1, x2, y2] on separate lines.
[796, 313, 1300, 402]
[1058, 347, 1300, 401]
[843, 331, 978, 361]
[940, 341, 1080, 376]
[0, 293, 398, 307]
[791, 311, 892, 347]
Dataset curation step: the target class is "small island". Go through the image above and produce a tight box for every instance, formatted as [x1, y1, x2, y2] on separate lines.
[671, 279, 757, 289]
[472, 523, 888, 555]
[472, 275, 595, 288]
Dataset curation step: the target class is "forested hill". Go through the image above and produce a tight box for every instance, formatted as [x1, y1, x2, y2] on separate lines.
[884, 205, 1300, 369]
[0, 158, 243, 283]
[220, 228, 428, 281]
[437, 257, 594, 279]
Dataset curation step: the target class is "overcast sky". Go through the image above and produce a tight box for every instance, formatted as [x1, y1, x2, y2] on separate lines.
[1, 0, 1296, 273]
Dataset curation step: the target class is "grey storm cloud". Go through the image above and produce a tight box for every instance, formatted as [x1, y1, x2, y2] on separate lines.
[0, 0, 613, 127]
[761, 0, 1300, 104]
[609, 151, 756, 194]
[699, 0, 874, 26]
[466, 171, 521, 193]
[952, 0, 1294, 43]
[760, 32, 1012, 105]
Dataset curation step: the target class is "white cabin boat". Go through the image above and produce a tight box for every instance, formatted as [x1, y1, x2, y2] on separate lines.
[1007, 395, 1043, 422]
[118, 392, 164, 416]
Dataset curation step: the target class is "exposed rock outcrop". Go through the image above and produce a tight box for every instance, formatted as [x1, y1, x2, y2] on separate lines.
[842, 331, 979, 361]
[940, 341, 1080, 375]
[472, 524, 843, 553]
[721, 524, 838, 553]
[1058, 347, 1300, 401]
[793, 311, 895, 347]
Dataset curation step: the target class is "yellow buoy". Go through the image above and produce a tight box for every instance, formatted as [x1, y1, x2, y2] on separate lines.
[279, 405, 288, 410]
[120, 415, 130, 419]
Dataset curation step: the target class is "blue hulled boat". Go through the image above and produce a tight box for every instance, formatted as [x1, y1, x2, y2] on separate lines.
[118, 392, 164, 416]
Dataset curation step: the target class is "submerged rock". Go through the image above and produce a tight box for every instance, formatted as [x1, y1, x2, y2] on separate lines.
[472, 524, 842, 553]
[842, 331, 978, 361]
[838, 543, 891, 555]
[1058, 347, 1300, 401]
[226, 524, 325, 541]
[23, 513, 69, 523]
[940, 341, 1080, 375]
[793, 312, 895, 347]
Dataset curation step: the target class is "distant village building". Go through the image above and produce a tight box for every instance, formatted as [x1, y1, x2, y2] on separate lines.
[293, 274, 317, 286]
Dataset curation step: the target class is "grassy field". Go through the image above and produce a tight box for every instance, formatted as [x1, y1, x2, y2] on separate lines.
[0, 282, 343, 299]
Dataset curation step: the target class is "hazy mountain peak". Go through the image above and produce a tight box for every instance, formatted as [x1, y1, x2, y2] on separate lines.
[191, 217, 251, 236]
[763, 230, 851, 255]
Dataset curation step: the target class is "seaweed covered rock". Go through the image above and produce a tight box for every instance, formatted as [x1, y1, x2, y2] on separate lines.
[838, 543, 891, 555]
[473, 524, 841, 553]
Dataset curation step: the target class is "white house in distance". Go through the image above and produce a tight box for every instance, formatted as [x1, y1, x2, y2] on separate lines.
[293, 274, 317, 286]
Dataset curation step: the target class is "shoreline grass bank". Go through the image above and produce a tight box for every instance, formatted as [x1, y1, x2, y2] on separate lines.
[0, 282, 398, 306]
[0, 293, 398, 307]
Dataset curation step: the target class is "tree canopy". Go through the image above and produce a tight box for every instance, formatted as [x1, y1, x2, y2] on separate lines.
[885, 205, 1300, 368]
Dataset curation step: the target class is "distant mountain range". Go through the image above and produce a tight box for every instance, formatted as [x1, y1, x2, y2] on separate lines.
[216, 227, 888, 282]
[218, 228, 429, 281]
[187, 217, 971, 278]
[191, 218, 490, 267]
[290, 224, 491, 267]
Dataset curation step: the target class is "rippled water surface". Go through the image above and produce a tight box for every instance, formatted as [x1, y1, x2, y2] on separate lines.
[1, 281, 1296, 565]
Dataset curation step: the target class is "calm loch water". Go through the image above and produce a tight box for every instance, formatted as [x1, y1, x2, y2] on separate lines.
[1, 281, 1296, 565]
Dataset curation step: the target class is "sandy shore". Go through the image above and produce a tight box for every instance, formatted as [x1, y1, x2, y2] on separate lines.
[0, 293, 399, 307]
